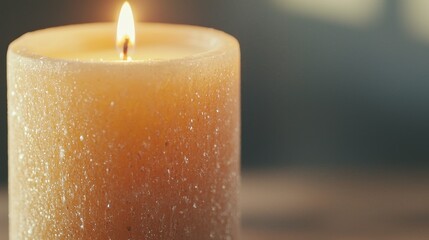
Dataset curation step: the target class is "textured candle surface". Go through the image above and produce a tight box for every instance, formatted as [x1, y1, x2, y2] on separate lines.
[8, 23, 240, 239]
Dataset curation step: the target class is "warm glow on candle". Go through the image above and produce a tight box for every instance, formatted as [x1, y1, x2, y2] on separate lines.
[8, 10, 241, 238]
[116, 1, 135, 60]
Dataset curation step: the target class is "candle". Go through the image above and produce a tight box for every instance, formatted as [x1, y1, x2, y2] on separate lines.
[8, 2, 240, 239]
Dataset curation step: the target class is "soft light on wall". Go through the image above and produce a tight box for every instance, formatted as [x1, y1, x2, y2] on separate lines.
[401, 0, 429, 43]
[273, 0, 384, 27]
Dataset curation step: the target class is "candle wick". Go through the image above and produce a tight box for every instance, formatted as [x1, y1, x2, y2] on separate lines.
[122, 38, 129, 60]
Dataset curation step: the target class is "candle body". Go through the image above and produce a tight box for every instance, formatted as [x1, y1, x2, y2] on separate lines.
[8, 23, 240, 239]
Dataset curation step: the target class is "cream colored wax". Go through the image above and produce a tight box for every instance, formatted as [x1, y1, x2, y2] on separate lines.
[8, 23, 240, 239]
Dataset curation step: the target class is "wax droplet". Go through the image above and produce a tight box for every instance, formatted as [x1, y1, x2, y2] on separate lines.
[79, 135, 84, 141]
[27, 226, 33, 235]
[59, 146, 65, 160]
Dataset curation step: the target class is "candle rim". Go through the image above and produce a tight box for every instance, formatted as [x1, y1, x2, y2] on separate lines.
[8, 22, 239, 66]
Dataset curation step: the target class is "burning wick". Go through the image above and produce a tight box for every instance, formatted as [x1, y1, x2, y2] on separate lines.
[117, 1, 135, 61]
[122, 38, 130, 60]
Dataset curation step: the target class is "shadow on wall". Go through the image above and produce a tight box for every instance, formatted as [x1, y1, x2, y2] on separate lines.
[241, 0, 429, 168]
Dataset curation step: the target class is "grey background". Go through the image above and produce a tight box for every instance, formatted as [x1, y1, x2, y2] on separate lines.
[2, 0, 429, 186]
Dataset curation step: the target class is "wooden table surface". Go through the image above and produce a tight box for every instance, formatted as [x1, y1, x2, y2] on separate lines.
[2, 169, 429, 240]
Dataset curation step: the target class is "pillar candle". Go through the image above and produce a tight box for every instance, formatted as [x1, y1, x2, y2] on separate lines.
[7, 19, 240, 240]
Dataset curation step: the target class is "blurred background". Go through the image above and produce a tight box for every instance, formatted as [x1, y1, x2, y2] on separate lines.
[2, 0, 429, 239]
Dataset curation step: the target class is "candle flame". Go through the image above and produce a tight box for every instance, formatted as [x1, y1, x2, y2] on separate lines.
[117, 1, 135, 60]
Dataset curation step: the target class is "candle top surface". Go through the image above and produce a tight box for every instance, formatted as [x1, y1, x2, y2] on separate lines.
[9, 23, 238, 65]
